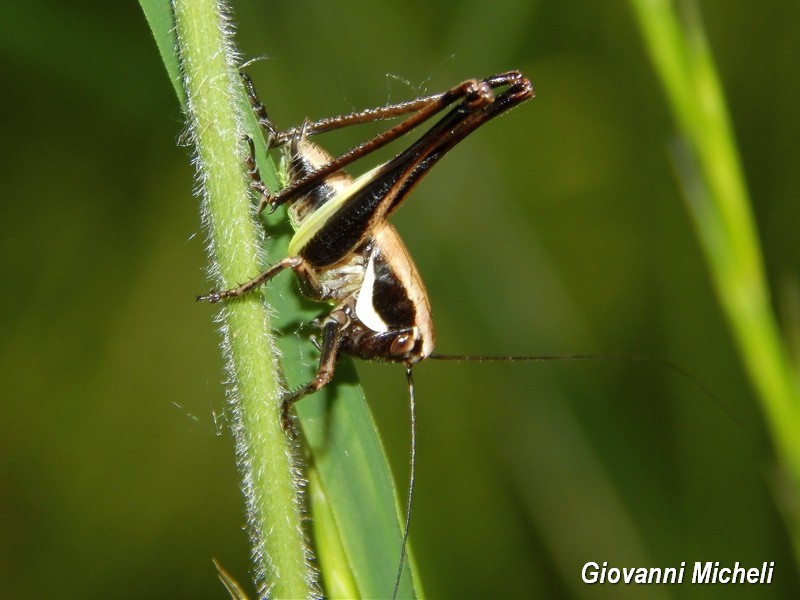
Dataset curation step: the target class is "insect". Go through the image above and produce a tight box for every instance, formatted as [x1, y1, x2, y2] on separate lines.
[199, 71, 534, 428]
[198, 72, 725, 599]
[198, 71, 533, 597]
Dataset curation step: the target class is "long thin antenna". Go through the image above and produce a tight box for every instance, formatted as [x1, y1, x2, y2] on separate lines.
[393, 365, 417, 600]
[430, 352, 738, 426]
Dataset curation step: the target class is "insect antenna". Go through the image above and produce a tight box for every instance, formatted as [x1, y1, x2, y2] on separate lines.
[393, 365, 417, 600]
[430, 353, 739, 426]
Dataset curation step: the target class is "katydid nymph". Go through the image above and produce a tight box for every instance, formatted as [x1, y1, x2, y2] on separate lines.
[198, 71, 534, 597]
[199, 71, 535, 426]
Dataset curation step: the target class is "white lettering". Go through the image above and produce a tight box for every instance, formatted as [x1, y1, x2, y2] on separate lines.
[693, 561, 713, 583]
[662, 567, 678, 584]
[731, 563, 746, 584]
[582, 562, 599, 584]
[584, 560, 771, 586]
[621, 568, 634, 583]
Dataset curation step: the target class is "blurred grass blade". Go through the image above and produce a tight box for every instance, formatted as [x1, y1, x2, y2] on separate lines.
[140, 0, 421, 596]
[630, 0, 800, 557]
[213, 559, 250, 600]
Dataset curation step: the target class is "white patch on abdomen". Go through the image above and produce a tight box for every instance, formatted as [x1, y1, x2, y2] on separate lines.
[354, 252, 389, 332]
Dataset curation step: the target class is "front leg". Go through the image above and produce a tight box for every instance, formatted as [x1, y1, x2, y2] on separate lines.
[241, 73, 279, 143]
[243, 136, 274, 215]
[197, 256, 304, 303]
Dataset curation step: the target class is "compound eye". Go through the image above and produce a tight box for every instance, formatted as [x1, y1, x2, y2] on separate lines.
[389, 333, 416, 357]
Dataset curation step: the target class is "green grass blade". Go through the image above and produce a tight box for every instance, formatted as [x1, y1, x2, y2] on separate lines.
[630, 0, 800, 559]
[140, 0, 421, 596]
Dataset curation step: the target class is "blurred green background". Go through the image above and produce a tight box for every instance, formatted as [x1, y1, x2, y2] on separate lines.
[2, 1, 799, 598]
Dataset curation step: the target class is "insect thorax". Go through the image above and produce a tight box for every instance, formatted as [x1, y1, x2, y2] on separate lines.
[284, 138, 351, 227]
[283, 138, 435, 364]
